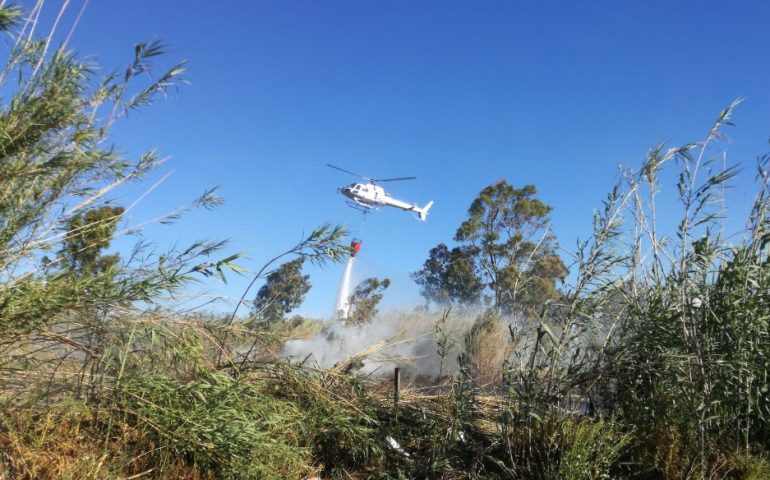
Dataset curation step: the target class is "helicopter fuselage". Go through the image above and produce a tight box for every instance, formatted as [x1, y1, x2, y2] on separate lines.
[340, 183, 410, 210]
[328, 162, 434, 220]
[338, 182, 433, 221]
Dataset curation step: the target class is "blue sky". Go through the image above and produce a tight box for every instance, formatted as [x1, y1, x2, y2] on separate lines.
[32, 1, 770, 316]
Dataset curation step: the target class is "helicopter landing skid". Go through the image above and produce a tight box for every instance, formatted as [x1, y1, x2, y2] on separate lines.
[345, 200, 376, 214]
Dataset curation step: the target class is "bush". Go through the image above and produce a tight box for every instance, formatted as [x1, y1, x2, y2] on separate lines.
[546, 416, 632, 480]
[463, 310, 511, 387]
[114, 371, 311, 479]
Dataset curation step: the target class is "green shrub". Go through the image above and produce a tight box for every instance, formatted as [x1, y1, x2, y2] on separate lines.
[546, 417, 632, 480]
[114, 371, 311, 479]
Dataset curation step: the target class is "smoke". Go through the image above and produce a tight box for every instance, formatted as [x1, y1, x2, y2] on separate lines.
[335, 256, 355, 316]
[281, 307, 498, 381]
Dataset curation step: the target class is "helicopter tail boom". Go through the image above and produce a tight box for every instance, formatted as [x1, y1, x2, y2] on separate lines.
[416, 201, 434, 221]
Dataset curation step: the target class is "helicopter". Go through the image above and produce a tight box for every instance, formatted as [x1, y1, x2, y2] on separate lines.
[327, 164, 434, 221]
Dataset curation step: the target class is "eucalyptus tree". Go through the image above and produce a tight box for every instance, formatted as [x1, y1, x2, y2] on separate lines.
[342, 277, 390, 325]
[411, 243, 482, 306]
[60, 205, 125, 277]
[252, 258, 311, 327]
[414, 181, 567, 313]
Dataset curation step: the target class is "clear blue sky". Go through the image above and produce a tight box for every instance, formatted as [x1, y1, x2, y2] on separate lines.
[34, 1, 770, 316]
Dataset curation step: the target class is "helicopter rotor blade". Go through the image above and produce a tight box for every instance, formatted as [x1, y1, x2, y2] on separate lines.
[372, 176, 417, 182]
[326, 164, 370, 181]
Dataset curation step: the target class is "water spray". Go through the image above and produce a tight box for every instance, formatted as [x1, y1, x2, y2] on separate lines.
[335, 253, 356, 316]
[335, 209, 368, 318]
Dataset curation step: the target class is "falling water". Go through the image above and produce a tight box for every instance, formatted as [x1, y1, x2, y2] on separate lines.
[335, 255, 355, 316]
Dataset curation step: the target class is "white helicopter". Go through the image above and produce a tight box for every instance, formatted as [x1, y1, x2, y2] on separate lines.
[328, 164, 434, 221]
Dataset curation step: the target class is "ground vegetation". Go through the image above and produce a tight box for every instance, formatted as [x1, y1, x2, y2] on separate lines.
[2, 4, 770, 479]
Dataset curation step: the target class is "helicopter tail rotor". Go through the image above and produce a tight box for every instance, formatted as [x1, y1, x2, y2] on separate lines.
[416, 200, 434, 221]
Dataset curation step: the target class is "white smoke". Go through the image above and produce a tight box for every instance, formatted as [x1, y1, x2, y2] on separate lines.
[281, 308, 493, 381]
[335, 256, 355, 316]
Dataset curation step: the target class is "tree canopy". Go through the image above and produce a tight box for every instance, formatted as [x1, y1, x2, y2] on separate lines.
[342, 277, 390, 325]
[252, 258, 311, 326]
[410, 244, 482, 305]
[60, 205, 125, 277]
[413, 180, 567, 313]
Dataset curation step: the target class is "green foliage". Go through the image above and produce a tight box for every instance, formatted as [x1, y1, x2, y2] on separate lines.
[256, 366, 387, 476]
[60, 205, 125, 276]
[414, 181, 568, 313]
[342, 276, 390, 325]
[3, 3, 770, 478]
[0, 4, 21, 32]
[226, 223, 348, 328]
[435, 308, 457, 379]
[412, 243, 483, 305]
[610, 234, 770, 475]
[0, 3, 231, 343]
[115, 371, 311, 479]
[727, 453, 770, 480]
[252, 257, 311, 327]
[574, 100, 770, 479]
[533, 415, 632, 480]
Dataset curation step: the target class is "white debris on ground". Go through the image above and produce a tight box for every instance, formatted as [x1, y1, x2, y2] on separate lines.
[385, 435, 410, 457]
